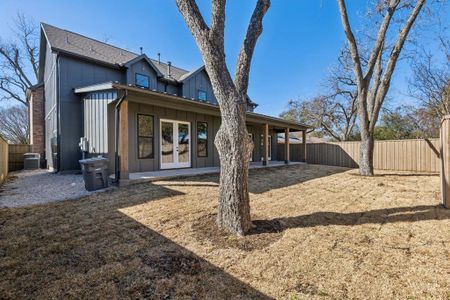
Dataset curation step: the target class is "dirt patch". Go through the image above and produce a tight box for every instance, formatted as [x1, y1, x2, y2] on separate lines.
[192, 214, 283, 251]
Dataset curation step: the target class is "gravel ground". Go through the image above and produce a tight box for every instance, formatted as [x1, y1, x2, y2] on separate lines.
[0, 169, 108, 208]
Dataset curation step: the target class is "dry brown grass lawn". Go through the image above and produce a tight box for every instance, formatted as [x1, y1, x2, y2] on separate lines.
[1, 164, 450, 299]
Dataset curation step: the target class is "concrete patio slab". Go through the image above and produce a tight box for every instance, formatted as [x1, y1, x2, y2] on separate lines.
[119, 161, 304, 184]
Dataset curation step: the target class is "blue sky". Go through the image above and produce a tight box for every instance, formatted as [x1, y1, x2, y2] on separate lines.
[0, 0, 447, 116]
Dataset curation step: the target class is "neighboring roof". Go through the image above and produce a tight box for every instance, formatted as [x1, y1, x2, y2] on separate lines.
[41, 23, 189, 80]
[73, 81, 309, 131]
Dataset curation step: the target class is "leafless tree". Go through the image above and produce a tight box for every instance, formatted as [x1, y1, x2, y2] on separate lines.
[0, 106, 29, 144]
[0, 13, 39, 107]
[409, 37, 450, 117]
[176, 0, 270, 235]
[337, 0, 426, 175]
[281, 47, 358, 141]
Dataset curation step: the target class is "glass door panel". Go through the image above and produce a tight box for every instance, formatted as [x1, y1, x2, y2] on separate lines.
[161, 122, 174, 165]
[178, 123, 190, 164]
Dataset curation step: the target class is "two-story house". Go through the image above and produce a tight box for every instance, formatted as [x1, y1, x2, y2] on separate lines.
[28, 23, 307, 180]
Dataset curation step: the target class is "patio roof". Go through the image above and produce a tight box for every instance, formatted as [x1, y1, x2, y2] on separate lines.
[74, 81, 310, 131]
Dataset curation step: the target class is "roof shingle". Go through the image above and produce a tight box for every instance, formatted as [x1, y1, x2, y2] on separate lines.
[41, 23, 189, 80]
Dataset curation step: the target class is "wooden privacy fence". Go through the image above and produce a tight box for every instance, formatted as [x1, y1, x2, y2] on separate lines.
[0, 137, 8, 184]
[277, 143, 306, 162]
[282, 139, 440, 173]
[8, 144, 31, 172]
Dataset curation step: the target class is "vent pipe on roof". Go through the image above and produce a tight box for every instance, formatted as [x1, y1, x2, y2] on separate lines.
[157, 53, 161, 64]
[140, 47, 143, 55]
[167, 61, 172, 77]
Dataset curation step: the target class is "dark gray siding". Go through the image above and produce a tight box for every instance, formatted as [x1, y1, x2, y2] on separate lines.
[247, 126, 277, 162]
[182, 69, 217, 104]
[156, 81, 180, 95]
[126, 60, 158, 89]
[58, 54, 124, 171]
[43, 41, 58, 170]
[125, 99, 221, 173]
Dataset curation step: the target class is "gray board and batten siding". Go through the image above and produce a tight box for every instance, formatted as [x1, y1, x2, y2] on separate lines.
[103, 92, 279, 175]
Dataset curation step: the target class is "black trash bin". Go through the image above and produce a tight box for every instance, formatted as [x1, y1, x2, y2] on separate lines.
[79, 157, 109, 191]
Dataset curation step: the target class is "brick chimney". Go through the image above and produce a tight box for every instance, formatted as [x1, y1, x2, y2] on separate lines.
[29, 84, 45, 166]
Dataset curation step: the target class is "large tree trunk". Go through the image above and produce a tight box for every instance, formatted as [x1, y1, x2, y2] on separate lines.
[214, 96, 254, 235]
[176, 0, 270, 235]
[359, 131, 374, 176]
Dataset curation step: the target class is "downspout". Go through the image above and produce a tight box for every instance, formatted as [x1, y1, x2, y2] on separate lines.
[113, 89, 128, 184]
[56, 55, 61, 173]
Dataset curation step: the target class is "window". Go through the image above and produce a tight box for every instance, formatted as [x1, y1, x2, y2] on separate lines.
[198, 90, 207, 101]
[137, 114, 154, 159]
[135, 73, 149, 89]
[197, 122, 208, 157]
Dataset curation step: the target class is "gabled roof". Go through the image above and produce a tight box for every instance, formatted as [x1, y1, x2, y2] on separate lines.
[122, 54, 163, 77]
[41, 23, 189, 80]
[179, 65, 205, 82]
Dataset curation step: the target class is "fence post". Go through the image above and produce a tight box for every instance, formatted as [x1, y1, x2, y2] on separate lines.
[440, 116, 450, 208]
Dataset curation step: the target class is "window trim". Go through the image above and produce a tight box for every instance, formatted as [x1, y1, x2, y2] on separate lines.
[137, 113, 154, 159]
[135, 73, 150, 89]
[197, 121, 208, 157]
[197, 89, 207, 101]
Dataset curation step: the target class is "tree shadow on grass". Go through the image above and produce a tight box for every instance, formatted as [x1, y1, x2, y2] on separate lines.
[251, 204, 450, 234]
[0, 182, 272, 299]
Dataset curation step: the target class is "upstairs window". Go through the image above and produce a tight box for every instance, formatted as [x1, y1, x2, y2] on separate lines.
[137, 114, 154, 159]
[198, 90, 207, 101]
[136, 73, 149, 89]
[197, 122, 208, 157]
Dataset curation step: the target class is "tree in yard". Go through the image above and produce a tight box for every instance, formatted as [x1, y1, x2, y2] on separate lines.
[176, 0, 270, 235]
[409, 36, 450, 118]
[280, 47, 359, 141]
[337, 0, 426, 175]
[0, 13, 39, 107]
[0, 106, 29, 144]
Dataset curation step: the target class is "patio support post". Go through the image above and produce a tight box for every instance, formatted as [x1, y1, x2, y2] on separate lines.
[285, 127, 290, 164]
[263, 123, 269, 166]
[302, 129, 307, 163]
[119, 100, 130, 180]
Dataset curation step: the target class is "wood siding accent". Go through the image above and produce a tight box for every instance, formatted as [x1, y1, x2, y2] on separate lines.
[0, 137, 8, 184]
[119, 101, 130, 179]
[300, 139, 440, 173]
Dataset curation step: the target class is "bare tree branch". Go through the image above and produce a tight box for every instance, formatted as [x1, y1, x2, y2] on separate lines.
[234, 0, 270, 95]
[0, 105, 29, 143]
[0, 13, 38, 107]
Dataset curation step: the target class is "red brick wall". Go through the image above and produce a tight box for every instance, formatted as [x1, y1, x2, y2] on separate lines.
[29, 85, 45, 162]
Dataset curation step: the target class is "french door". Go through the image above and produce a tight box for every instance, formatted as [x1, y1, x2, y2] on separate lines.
[160, 119, 191, 169]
